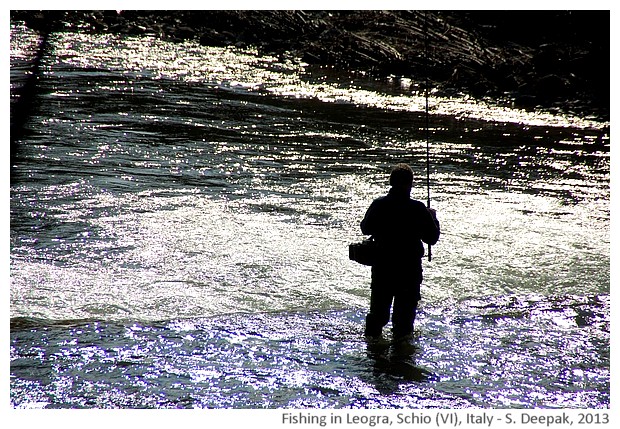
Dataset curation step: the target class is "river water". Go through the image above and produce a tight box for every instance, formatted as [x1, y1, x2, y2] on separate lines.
[10, 23, 610, 410]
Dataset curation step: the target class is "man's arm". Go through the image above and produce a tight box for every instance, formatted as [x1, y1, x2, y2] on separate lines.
[360, 200, 378, 235]
[421, 207, 440, 245]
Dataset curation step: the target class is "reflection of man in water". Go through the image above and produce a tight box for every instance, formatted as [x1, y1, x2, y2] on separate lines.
[361, 163, 440, 340]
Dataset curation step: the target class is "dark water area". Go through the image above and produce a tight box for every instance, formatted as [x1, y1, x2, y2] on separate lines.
[9, 23, 610, 411]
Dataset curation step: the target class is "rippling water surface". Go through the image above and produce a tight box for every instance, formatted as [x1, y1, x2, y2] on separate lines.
[10, 24, 610, 410]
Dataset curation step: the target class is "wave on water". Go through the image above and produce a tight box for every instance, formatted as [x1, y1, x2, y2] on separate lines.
[9, 23, 610, 411]
[10, 294, 609, 409]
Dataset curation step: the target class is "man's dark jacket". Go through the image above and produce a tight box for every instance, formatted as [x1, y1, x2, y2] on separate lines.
[360, 187, 440, 295]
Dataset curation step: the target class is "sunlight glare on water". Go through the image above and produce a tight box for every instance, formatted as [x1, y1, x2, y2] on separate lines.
[11, 26, 609, 323]
[10, 185, 375, 322]
[48, 31, 607, 131]
[426, 186, 609, 302]
[10, 295, 608, 408]
[10, 23, 609, 410]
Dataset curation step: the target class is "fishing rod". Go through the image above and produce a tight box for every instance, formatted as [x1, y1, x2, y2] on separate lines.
[424, 11, 432, 262]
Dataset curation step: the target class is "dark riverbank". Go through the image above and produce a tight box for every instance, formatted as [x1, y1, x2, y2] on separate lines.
[11, 10, 610, 121]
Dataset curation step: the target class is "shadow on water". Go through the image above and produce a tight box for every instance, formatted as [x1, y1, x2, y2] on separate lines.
[364, 336, 437, 396]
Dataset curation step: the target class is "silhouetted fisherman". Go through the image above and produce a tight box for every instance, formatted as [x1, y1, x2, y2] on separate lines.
[360, 163, 440, 340]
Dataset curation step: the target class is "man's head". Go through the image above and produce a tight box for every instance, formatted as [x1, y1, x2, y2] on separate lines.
[389, 163, 414, 192]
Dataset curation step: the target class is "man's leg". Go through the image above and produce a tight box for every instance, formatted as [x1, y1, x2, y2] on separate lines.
[365, 288, 393, 337]
[391, 288, 419, 339]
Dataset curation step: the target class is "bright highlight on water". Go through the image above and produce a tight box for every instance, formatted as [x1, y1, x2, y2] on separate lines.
[10, 22, 609, 410]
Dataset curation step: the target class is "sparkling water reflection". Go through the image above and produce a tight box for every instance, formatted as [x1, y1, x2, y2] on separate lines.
[10, 23, 609, 409]
[11, 294, 608, 409]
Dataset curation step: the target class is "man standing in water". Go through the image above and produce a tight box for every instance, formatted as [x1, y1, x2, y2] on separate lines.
[361, 163, 440, 340]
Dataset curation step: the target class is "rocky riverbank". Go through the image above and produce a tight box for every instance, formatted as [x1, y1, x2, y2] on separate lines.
[11, 10, 609, 121]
